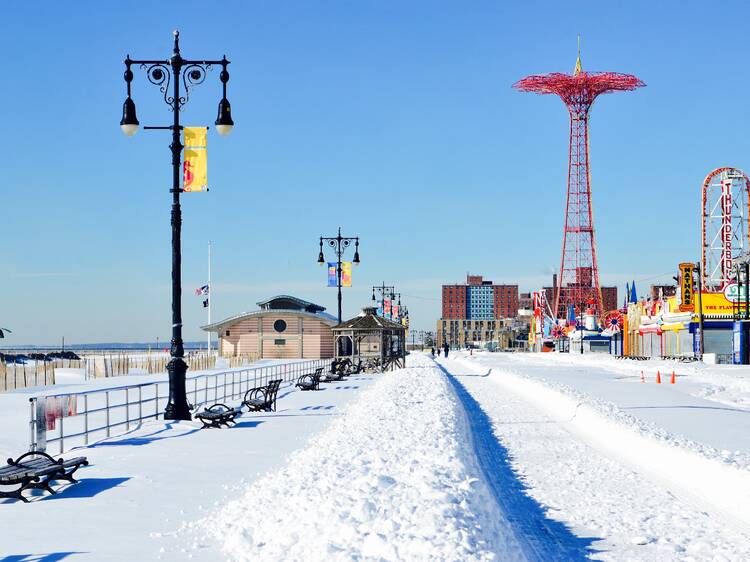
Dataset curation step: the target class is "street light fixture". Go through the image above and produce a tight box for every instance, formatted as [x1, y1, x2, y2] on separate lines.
[318, 227, 360, 323]
[120, 31, 233, 421]
[372, 283, 395, 317]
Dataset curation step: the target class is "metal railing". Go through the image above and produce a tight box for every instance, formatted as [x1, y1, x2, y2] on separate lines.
[28, 358, 330, 454]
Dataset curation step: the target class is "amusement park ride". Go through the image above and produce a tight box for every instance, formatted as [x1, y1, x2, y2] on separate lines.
[701, 167, 750, 292]
[526, 160, 750, 351]
[516, 42, 643, 350]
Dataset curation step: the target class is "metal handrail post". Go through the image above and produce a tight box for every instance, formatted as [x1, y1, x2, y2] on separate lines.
[84, 395, 89, 445]
[29, 399, 35, 452]
[105, 391, 111, 437]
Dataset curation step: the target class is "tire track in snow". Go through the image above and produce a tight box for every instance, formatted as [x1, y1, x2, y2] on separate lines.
[435, 360, 597, 561]
[440, 357, 750, 560]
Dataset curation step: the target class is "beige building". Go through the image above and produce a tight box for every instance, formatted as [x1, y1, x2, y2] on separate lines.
[202, 295, 337, 359]
[436, 317, 516, 349]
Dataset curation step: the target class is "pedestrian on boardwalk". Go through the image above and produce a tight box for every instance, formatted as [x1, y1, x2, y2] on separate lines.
[443, 343, 449, 358]
[430, 347, 435, 357]
[437, 347, 441, 357]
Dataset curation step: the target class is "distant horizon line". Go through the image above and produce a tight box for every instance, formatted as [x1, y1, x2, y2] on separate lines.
[0, 340, 217, 351]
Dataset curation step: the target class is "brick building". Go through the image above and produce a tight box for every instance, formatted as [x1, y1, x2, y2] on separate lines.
[542, 273, 618, 315]
[601, 286, 618, 312]
[441, 275, 519, 320]
[438, 275, 519, 347]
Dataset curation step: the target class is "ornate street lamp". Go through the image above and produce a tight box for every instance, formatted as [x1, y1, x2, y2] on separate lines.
[372, 283, 395, 318]
[318, 227, 360, 323]
[120, 31, 234, 420]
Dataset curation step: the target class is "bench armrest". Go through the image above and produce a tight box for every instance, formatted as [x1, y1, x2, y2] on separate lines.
[244, 386, 268, 403]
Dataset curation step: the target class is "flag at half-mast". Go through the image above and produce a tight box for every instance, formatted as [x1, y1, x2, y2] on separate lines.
[195, 284, 209, 296]
[183, 127, 208, 192]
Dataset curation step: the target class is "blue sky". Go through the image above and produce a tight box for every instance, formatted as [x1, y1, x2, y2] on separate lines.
[2, 1, 750, 344]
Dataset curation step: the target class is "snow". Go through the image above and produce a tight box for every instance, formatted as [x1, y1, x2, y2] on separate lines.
[186, 353, 522, 561]
[3, 350, 750, 560]
[442, 352, 750, 559]
[0, 362, 379, 560]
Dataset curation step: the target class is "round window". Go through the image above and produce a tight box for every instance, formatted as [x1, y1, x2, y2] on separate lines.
[273, 319, 287, 333]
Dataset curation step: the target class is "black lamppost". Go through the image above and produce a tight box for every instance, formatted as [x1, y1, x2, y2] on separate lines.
[695, 262, 704, 360]
[120, 31, 234, 421]
[390, 292, 402, 321]
[372, 283, 395, 317]
[318, 227, 360, 323]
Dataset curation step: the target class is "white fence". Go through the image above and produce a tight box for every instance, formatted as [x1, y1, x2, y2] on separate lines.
[28, 359, 330, 455]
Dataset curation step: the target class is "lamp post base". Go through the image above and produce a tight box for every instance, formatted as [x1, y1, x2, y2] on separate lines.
[164, 357, 192, 420]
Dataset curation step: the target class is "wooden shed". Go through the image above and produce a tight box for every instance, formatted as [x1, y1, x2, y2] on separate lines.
[332, 307, 407, 371]
[201, 295, 337, 359]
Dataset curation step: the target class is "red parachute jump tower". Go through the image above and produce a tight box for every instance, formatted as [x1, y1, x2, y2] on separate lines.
[514, 46, 644, 318]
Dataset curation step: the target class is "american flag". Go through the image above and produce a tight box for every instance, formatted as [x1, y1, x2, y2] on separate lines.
[195, 284, 209, 296]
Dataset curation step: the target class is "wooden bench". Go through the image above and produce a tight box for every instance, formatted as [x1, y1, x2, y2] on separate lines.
[296, 367, 323, 391]
[0, 451, 88, 503]
[195, 403, 243, 428]
[242, 379, 282, 412]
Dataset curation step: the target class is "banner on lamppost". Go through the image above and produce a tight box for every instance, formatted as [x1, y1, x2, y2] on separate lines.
[183, 127, 208, 192]
[377, 300, 383, 316]
[392, 304, 399, 318]
[384, 299, 392, 315]
[679, 262, 695, 312]
[341, 262, 352, 287]
[326, 262, 353, 287]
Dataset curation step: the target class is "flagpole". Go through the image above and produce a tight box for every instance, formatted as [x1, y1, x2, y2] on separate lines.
[208, 240, 212, 355]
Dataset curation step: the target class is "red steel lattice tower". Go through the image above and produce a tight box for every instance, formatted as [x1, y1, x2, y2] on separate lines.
[514, 51, 644, 318]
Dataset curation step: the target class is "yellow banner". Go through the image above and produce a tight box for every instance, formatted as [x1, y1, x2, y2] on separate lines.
[185, 127, 207, 147]
[678, 262, 694, 311]
[183, 127, 208, 192]
[341, 262, 352, 287]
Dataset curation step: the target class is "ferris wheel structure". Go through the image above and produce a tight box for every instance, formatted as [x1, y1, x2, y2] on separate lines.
[701, 167, 750, 292]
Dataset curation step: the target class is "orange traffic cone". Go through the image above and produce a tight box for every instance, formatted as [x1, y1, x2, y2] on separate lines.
[656, 371, 661, 384]
[671, 371, 676, 384]
[640, 371, 645, 383]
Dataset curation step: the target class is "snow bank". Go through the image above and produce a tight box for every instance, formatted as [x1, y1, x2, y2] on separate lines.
[442, 357, 750, 560]
[507, 351, 750, 411]
[456, 356, 750, 531]
[189, 354, 521, 561]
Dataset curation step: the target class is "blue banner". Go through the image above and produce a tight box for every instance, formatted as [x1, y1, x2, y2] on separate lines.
[327, 263, 337, 287]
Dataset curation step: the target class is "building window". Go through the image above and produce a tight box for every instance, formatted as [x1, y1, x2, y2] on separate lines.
[225, 330, 230, 336]
[274, 339, 286, 345]
[274, 319, 287, 333]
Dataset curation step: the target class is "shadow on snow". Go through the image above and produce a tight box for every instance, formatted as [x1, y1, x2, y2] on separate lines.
[43, 477, 130, 500]
[0, 553, 85, 562]
[436, 362, 602, 561]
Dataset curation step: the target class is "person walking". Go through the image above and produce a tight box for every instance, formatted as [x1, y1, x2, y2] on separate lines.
[430, 347, 435, 357]
[437, 347, 441, 357]
[443, 342, 449, 358]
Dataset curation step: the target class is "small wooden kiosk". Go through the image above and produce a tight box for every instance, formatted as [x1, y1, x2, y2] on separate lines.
[332, 307, 407, 371]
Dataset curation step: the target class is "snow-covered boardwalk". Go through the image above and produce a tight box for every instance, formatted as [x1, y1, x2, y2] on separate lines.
[187, 353, 525, 561]
[444, 352, 750, 560]
[3, 352, 750, 560]
[0, 368, 379, 560]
